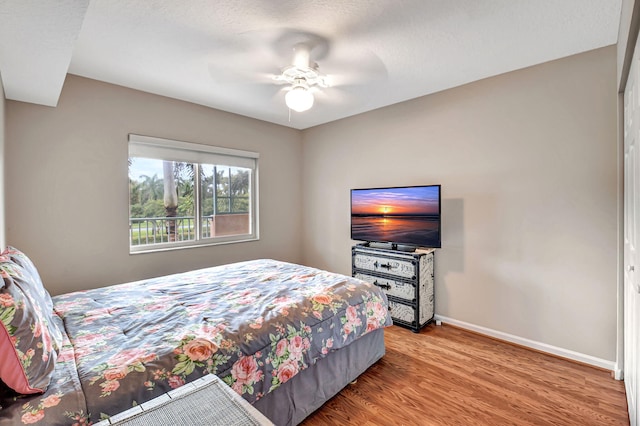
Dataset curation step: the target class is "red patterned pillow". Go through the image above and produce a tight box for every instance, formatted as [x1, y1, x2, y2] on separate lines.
[0, 255, 61, 394]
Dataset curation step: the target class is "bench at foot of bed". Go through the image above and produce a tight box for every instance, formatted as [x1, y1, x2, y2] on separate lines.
[94, 375, 273, 426]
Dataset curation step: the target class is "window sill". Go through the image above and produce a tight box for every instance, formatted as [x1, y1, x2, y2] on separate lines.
[129, 236, 259, 255]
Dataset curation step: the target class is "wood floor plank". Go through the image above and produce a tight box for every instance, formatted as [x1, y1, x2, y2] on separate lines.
[301, 324, 629, 426]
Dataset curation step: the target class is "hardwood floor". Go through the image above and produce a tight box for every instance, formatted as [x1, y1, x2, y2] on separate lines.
[302, 324, 629, 426]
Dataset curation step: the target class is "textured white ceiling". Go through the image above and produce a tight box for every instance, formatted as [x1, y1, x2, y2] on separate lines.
[0, 0, 623, 129]
[0, 0, 89, 106]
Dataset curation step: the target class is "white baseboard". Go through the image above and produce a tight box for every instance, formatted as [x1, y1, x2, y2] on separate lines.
[434, 315, 617, 372]
[614, 367, 623, 380]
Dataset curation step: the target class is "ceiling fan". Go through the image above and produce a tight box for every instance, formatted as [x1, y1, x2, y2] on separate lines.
[273, 42, 330, 112]
[207, 29, 387, 115]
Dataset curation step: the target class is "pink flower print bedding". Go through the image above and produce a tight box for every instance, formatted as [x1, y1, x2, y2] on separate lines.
[0, 259, 391, 425]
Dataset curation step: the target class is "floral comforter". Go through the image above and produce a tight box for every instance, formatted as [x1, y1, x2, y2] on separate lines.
[0, 259, 392, 425]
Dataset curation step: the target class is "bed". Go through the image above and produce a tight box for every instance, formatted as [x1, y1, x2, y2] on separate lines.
[0, 247, 392, 425]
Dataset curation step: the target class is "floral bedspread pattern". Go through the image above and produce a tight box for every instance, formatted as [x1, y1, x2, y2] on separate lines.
[0, 259, 392, 425]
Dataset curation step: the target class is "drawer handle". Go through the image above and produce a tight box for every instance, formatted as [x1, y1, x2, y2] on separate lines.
[373, 280, 391, 290]
[374, 261, 394, 270]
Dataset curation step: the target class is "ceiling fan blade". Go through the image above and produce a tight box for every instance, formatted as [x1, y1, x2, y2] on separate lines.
[208, 63, 274, 86]
[271, 29, 330, 63]
[322, 45, 388, 88]
[207, 47, 282, 87]
[312, 87, 351, 105]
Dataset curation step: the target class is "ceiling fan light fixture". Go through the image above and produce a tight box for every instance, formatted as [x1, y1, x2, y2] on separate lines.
[285, 84, 314, 112]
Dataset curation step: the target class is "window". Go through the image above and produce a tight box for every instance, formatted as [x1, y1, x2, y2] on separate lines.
[128, 134, 258, 253]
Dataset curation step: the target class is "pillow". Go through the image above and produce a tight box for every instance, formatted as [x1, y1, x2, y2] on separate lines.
[1, 246, 61, 352]
[0, 255, 61, 394]
[2, 246, 53, 312]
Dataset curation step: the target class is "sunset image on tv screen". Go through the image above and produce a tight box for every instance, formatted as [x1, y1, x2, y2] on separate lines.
[351, 186, 439, 217]
[351, 186, 440, 247]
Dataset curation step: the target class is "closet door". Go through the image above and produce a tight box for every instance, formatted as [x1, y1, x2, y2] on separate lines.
[624, 33, 640, 426]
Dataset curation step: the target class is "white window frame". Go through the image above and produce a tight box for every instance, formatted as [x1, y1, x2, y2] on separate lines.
[128, 134, 259, 254]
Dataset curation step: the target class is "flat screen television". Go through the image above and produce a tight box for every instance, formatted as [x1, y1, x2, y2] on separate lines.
[351, 184, 441, 250]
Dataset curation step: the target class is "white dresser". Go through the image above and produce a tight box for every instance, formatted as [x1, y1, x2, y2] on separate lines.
[352, 244, 435, 332]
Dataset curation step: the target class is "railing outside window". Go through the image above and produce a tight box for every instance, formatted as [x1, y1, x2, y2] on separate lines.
[130, 216, 199, 245]
[129, 214, 250, 246]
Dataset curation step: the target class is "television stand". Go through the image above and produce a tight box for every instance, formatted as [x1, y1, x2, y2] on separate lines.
[352, 243, 435, 332]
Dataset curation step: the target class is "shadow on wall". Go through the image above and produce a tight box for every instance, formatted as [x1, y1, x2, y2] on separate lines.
[441, 198, 464, 272]
[436, 198, 463, 314]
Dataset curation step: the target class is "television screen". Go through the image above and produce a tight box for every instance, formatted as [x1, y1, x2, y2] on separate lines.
[351, 185, 441, 248]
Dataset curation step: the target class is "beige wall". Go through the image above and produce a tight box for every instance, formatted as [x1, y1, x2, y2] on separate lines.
[302, 46, 618, 361]
[0, 76, 5, 249]
[5, 75, 303, 295]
